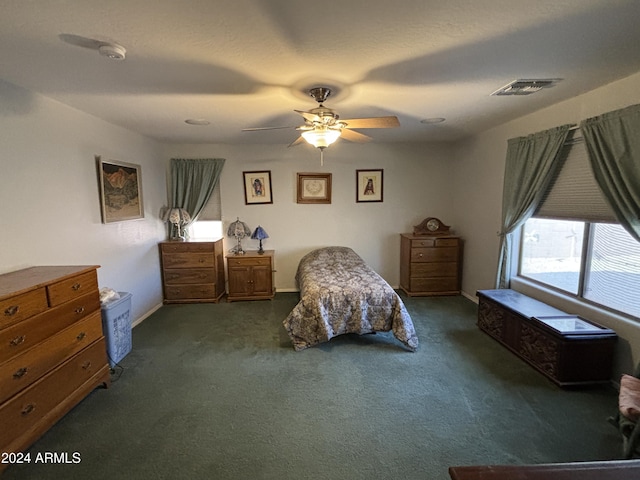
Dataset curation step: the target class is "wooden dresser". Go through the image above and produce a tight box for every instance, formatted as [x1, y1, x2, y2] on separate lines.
[0, 266, 110, 459]
[400, 234, 462, 296]
[226, 250, 275, 302]
[159, 239, 225, 304]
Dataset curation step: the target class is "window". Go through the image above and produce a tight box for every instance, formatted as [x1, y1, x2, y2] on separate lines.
[518, 136, 640, 319]
[584, 223, 640, 317]
[519, 219, 640, 318]
[520, 218, 584, 295]
[188, 180, 223, 240]
[189, 220, 223, 240]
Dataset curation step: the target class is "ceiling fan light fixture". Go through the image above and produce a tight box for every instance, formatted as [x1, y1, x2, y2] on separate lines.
[301, 128, 341, 149]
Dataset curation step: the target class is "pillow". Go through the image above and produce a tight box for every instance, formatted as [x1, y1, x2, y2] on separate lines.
[619, 374, 640, 421]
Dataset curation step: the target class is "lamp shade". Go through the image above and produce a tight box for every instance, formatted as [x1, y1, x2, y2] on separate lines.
[301, 127, 341, 149]
[251, 225, 269, 240]
[227, 217, 251, 239]
[163, 208, 191, 225]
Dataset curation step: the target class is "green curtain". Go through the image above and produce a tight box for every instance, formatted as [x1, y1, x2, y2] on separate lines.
[169, 158, 226, 237]
[580, 104, 640, 242]
[496, 125, 572, 288]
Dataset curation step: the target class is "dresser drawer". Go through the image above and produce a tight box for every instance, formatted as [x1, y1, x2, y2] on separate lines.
[410, 262, 458, 278]
[410, 238, 435, 248]
[0, 311, 103, 403]
[162, 253, 214, 269]
[47, 270, 99, 307]
[0, 292, 100, 364]
[227, 256, 272, 268]
[163, 268, 216, 285]
[0, 288, 49, 330]
[410, 247, 459, 263]
[434, 238, 459, 247]
[410, 277, 459, 292]
[0, 338, 107, 452]
[161, 242, 213, 254]
[164, 284, 217, 300]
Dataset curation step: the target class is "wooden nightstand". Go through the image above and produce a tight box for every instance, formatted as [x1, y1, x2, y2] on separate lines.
[159, 239, 225, 303]
[226, 250, 275, 302]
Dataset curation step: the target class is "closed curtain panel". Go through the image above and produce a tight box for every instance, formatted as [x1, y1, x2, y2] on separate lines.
[170, 158, 226, 233]
[496, 125, 572, 288]
[580, 104, 640, 242]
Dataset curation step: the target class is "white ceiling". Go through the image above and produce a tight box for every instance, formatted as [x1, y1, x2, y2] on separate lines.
[1, 0, 640, 145]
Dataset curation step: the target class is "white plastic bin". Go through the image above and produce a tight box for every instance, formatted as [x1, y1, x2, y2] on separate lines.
[100, 292, 132, 367]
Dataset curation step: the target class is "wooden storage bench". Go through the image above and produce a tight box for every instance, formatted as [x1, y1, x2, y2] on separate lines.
[477, 289, 617, 387]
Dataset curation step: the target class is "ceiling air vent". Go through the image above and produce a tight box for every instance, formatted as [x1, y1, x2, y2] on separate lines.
[491, 79, 559, 96]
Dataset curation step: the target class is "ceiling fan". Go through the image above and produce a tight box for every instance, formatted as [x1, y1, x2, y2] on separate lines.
[243, 87, 400, 163]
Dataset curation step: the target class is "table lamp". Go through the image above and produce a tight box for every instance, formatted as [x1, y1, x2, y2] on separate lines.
[163, 208, 191, 241]
[251, 225, 269, 254]
[227, 217, 251, 254]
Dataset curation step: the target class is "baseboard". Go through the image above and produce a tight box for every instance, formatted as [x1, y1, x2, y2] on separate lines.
[461, 290, 478, 304]
[132, 302, 163, 328]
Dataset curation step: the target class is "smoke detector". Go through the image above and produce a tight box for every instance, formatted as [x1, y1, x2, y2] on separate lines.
[491, 79, 560, 96]
[98, 43, 126, 61]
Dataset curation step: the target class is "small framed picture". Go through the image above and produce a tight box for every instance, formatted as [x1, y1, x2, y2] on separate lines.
[96, 156, 144, 223]
[297, 173, 332, 204]
[356, 169, 383, 203]
[243, 171, 273, 205]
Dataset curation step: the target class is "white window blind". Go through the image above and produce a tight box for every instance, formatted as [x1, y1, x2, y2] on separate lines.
[534, 136, 616, 222]
[196, 181, 222, 221]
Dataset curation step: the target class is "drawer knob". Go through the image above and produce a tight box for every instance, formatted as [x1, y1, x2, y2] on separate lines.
[77, 332, 87, 341]
[13, 367, 28, 379]
[418, 253, 424, 258]
[21, 403, 35, 416]
[10, 335, 26, 347]
[72, 283, 82, 291]
[75, 306, 86, 314]
[4, 305, 19, 316]
[82, 361, 92, 370]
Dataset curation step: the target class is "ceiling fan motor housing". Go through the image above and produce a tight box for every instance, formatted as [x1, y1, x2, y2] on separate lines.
[309, 87, 332, 104]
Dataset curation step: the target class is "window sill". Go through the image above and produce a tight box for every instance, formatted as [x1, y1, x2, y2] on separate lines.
[511, 276, 637, 328]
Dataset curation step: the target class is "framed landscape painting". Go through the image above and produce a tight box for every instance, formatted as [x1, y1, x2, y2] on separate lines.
[97, 156, 144, 223]
[356, 169, 383, 202]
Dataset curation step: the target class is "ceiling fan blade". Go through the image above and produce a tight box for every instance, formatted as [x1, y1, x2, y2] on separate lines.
[341, 116, 400, 129]
[340, 129, 372, 143]
[242, 126, 297, 132]
[287, 136, 306, 147]
[294, 110, 320, 123]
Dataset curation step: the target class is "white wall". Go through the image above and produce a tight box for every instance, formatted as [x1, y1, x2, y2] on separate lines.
[162, 141, 456, 290]
[0, 80, 167, 321]
[452, 71, 640, 374]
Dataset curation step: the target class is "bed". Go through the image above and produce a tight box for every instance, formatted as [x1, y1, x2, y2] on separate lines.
[283, 246, 419, 351]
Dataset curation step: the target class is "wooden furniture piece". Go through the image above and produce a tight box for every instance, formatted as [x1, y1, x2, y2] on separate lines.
[159, 239, 225, 304]
[226, 250, 275, 302]
[449, 460, 640, 480]
[400, 233, 462, 296]
[477, 289, 617, 386]
[0, 266, 110, 460]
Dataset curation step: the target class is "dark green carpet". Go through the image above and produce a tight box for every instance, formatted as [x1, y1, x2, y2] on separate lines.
[3, 293, 623, 479]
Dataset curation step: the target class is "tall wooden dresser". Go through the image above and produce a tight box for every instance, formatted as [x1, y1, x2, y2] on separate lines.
[0, 266, 110, 459]
[400, 234, 463, 296]
[159, 239, 225, 303]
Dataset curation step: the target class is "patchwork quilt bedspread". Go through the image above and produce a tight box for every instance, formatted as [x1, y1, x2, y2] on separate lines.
[283, 246, 419, 351]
